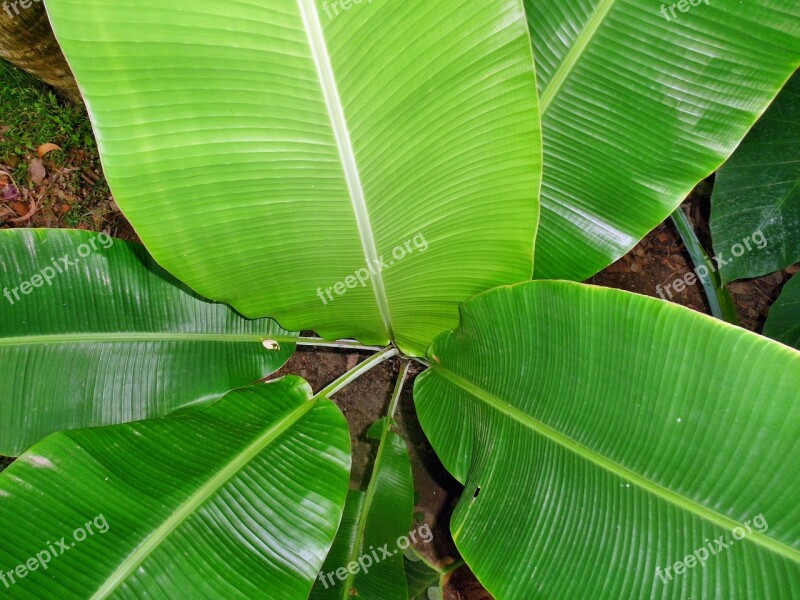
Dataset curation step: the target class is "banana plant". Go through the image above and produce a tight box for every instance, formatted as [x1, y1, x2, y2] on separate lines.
[0, 0, 798, 599]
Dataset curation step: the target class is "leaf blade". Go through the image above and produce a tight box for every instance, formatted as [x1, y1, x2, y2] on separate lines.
[0, 229, 295, 456]
[311, 419, 415, 600]
[46, 0, 543, 355]
[415, 281, 800, 598]
[764, 273, 800, 350]
[525, 0, 800, 280]
[0, 377, 351, 599]
[710, 70, 800, 282]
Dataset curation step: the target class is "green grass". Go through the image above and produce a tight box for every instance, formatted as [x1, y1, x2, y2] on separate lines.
[0, 59, 95, 163]
[1, 60, 109, 229]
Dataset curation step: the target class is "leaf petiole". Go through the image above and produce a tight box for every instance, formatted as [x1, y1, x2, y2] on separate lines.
[313, 346, 398, 399]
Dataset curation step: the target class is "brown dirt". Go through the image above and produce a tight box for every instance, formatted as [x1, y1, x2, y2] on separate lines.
[590, 180, 794, 334]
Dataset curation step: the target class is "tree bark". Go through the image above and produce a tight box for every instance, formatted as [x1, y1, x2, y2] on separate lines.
[0, 0, 80, 102]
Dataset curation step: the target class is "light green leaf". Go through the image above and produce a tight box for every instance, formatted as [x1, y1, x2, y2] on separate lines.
[46, 0, 542, 356]
[311, 416, 414, 600]
[764, 273, 800, 349]
[0, 376, 350, 599]
[711, 70, 800, 283]
[524, 0, 800, 280]
[414, 280, 800, 599]
[0, 229, 295, 456]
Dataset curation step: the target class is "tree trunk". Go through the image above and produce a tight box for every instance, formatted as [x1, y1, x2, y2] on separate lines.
[0, 0, 80, 102]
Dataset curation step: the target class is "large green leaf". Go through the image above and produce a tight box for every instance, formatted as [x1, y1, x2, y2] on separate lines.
[311, 417, 414, 600]
[414, 281, 800, 598]
[711, 70, 800, 282]
[764, 273, 800, 349]
[0, 376, 350, 599]
[46, 0, 542, 356]
[0, 229, 294, 456]
[524, 0, 800, 281]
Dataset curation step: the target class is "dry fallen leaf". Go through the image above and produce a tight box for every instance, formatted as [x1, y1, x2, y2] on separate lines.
[28, 158, 46, 184]
[729, 282, 751, 295]
[36, 143, 62, 159]
[8, 200, 37, 224]
[2, 183, 20, 203]
[9, 201, 28, 216]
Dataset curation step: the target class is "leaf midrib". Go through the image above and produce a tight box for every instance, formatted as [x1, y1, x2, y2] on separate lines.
[538, 0, 616, 113]
[433, 365, 800, 564]
[91, 396, 317, 599]
[296, 0, 395, 341]
[337, 361, 411, 597]
[0, 333, 298, 347]
[339, 424, 392, 599]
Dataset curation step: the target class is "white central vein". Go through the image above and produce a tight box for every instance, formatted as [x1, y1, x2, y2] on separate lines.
[296, 0, 394, 340]
[0, 333, 294, 347]
[433, 366, 800, 563]
[91, 398, 316, 599]
[539, 0, 616, 114]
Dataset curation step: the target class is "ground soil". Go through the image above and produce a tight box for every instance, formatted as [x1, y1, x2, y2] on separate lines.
[1, 129, 796, 598]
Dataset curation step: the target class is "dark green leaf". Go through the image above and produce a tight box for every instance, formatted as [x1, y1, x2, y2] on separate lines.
[0, 377, 351, 599]
[311, 419, 414, 600]
[524, 0, 800, 280]
[764, 273, 800, 349]
[0, 229, 295, 455]
[415, 281, 800, 598]
[711, 70, 800, 282]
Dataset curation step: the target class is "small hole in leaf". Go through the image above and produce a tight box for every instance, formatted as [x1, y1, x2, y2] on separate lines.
[473, 486, 481, 499]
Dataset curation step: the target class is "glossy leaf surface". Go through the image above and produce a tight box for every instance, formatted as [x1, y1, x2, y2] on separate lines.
[0, 377, 350, 599]
[711, 70, 800, 282]
[524, 0, 800, 280]
[415, 281, 800, 598]
[764, 273, 800, 350]
[46, 0, 542, 356]
[0, 229, 295, 456]
[311, 418, 414, 600]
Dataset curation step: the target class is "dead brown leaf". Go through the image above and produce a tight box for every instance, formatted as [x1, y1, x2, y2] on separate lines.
[28, 159, 46, 184]
[9, 201, 27, 216]
[8, 200, 38, 224]
[729, 282, 751, 295]
[36, 143, 63, 159]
